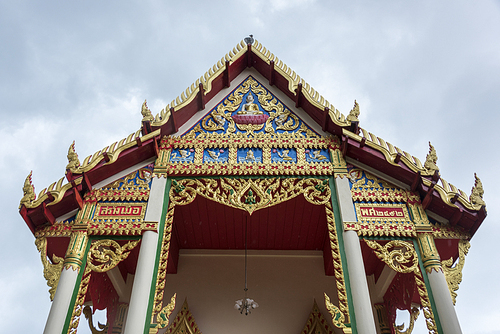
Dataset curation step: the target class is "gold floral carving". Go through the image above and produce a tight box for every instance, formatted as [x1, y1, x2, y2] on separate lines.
[364, 240, 419, 274]
[431, 224, 470, 240]
[414, 272, 438, 334]
[470, 173, 486, 207]
[92, 168, 151, 202]
[83, 305, 108, 333]
[324, 293, 347, 330]
[442, 239, 470, 305]
[325, 202, 351, 327]
[35, 219, 74, 238]
[345, 222, 416, 238]
[154, 293, 177, 331]
[35, 237, 64, 301]
[151, 203, 174, 325]
[88, 219, 157, 236]
[141, 100, 154, 122]
[66, 266, 92, 334]
[302, 299, 337, 334]
[66, 141, 81, 170]
[169, 177, 330, 215]
[164, 298, 201, 334]
[19, 171, 36, 208]
[64, 232, 89, 272]
[416, 233, 442, 273]
[423, 142, 439, 175]
[394, 307, 419, 334]
[86, 239, 140, 273]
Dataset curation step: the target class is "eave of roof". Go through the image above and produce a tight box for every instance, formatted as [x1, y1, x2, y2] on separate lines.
[19, 40, 486, 237]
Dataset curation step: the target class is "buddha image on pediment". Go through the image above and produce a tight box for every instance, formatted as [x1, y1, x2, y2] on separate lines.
[237, 93, 263, 115]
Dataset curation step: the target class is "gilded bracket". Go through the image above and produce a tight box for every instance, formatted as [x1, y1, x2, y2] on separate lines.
[442, 239, 470, 305]
[364, 239, 419, 274]
[394, 307, 420, 334]
[35, 237, 64, 301]
[87, 239, 140, 273]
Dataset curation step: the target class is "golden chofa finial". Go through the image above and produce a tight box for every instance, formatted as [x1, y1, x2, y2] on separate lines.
[346, 100, 360, 123]
[66, 141, 80, 170]
[470, 173, 486, 207]
[20, 171, 36, 209]
[424, 142, 439, 174]
[141, 99, 154, 122]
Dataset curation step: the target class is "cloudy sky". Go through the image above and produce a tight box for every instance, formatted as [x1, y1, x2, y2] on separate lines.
[1, 1, 499, 333]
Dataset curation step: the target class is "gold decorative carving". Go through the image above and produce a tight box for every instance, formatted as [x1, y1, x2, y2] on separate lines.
[35, 219, 74, 238]
[325, 201, 351, 327]
[470, 173, 486, 207]
[66, 266, 92, 334]
[302, 299, 337, 334]
[93, 168, 151, 202]
[346, 100, 360, 123]
[364, 240, 419, 274]
[414, 272, 438, 334]
[88, 219, 157, 236]
[345, 222, 416, 238]
[170, 177, 330, 215]
[151, 203, 174, 324]
[164, 298, 201, 334]
[141, 99, 154, 122]
[19, 171, 36, 208]
[35, 237, 64, 301]
[154, 293, 176, 330]
[442, 239, 470, 305]
[324, 293, 346, 329]
[395, 307, 419, 334]
[66, 141, 81, 170]
[431, 225, 470, 240]
[423, 142, 439, 175]
[83, 305, 108, 333]
[87, 239, 140, 273]
[64, 232, 89, 271]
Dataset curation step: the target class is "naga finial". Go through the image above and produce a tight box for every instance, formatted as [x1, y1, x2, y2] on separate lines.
[346, 100, 360, 123]
[66, 141, 80, 170]
[20, 171, 36, 208]
[424, 142, 439, 174]
[141, 99, 154, 122]
[470, 173, 485, 207]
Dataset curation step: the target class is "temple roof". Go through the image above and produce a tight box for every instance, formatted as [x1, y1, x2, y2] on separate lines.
[19, 39, 486, 237]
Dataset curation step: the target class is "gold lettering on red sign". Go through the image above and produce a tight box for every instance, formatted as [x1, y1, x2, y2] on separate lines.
[98, 205, 143, 217]
[359, 206, 405, 218]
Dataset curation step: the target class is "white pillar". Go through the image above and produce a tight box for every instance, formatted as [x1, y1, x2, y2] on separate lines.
[43, 268, 80, 334]
[123, 176, 167, 334]
[43, 231, 88, 334]
[335, 177, 377, 334]
[427, 270, 462, 334]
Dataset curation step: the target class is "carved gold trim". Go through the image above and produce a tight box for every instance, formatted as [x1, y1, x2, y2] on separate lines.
[416, 233, 442, 273]
[423, 142, 439, 175]
[324, 293, 346, 329]
[64, 232, 89, 272]
[364, 240, 419, 274]
[325, 201, 350, 327]
[345, 222, 416, 238]
[414, 272, 438, 334]
[154, 293, 176, 330]
[163, 298, 201, 334]
[66, 266, 92, 334]
[395, 307, 420, 334]
[169, 177, 331, 215]
[442, 239, 470, 304]
[20, 171, 36, 209]
[35, 237, 64, 301]
[86, 239, 140, 273]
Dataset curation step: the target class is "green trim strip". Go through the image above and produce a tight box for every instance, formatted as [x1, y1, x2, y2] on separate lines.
[329, 176, 357, 334]
[143, 177, 172, 334]
[61, 235, 92, 334]
[413, 239, 444, 334]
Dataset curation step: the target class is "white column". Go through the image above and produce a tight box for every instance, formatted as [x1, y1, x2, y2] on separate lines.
[427, 270, 462, 334]
[335, 177, 377, 334]
[123, 176, 167, 334]
[43, 231, 88, 334]
[43, 268, 80, 334]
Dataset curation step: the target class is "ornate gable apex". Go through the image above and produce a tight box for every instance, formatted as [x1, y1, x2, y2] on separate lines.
[19, 39, 486, 238]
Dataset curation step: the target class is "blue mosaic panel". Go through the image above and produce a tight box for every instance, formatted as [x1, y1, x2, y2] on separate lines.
[170, 148, 195, 163]
[237, 148, 262, 163]
[305, 149, 330, 163]
[204, 148, 229, 163]
[271, 148, 297, 163]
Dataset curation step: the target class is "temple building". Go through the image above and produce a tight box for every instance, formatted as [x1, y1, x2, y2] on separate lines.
[19, 38, 486, 334]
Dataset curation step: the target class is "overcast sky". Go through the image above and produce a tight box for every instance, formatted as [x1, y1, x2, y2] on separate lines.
[1, 1, 499, 333]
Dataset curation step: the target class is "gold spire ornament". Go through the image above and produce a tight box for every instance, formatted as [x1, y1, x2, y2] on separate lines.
[470, 173, 486, 207]
[141, 100, 154, 122]
[19, 171, 36, 208]
[346, 100, 360, 123]
[66, 141, 81, 170]
[424, 142, 439, 174]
